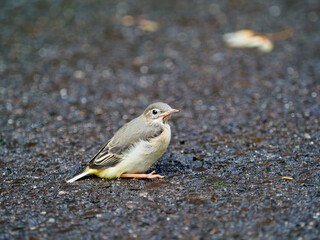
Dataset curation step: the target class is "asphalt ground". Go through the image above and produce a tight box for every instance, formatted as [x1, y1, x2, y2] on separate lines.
[1, 0, 320, 239]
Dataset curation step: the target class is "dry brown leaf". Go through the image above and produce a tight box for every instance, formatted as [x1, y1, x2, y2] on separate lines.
[223, 30, 273, 52]
[281, 176, 293, 180]
[138, 19, 159, 32]
[121, 15, 135, 26]
[265, 29, 294, 41]
[211, 228, 218, 233]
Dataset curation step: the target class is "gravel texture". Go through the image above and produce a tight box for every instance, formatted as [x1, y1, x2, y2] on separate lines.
[1, 0, 320, 239]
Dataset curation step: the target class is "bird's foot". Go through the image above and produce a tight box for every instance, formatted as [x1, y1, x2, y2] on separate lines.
[120, 171, 164, 179]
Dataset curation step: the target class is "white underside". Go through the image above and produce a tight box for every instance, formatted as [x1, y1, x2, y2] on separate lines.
[96, 123, 171, 179]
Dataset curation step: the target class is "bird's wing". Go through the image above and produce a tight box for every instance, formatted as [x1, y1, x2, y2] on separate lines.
[88, 143, 122, 170]
[88, 116, 163, 170]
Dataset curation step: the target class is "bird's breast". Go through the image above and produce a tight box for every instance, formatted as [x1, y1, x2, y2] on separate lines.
[119, 124, 171, 173]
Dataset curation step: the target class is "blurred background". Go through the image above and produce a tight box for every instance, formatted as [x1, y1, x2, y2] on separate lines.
[1, 0, 320, 239]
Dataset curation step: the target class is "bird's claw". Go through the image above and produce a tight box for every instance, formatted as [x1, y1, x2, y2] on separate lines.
[147, 171, 164, 179]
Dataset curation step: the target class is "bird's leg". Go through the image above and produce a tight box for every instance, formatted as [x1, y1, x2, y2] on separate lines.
[120, 171, 164, 179]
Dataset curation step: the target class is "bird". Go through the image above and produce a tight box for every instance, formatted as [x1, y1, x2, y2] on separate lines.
[67, 102, 179, 183]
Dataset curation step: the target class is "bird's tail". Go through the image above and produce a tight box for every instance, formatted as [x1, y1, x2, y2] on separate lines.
[67, 168, 94, 183]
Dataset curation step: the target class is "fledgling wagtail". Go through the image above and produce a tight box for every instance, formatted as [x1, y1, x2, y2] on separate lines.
[67, 102, 179, 182]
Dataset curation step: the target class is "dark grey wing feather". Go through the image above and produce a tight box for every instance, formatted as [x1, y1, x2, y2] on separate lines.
[88, 143, 122, 170]
[89, 116, 163, 170]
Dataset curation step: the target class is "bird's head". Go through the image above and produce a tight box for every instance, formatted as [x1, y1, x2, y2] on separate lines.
[143, 102, 179, 124]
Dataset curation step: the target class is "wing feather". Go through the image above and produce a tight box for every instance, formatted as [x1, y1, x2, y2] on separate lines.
[88, 143, 122, 170]
[88, 116, 163, 170]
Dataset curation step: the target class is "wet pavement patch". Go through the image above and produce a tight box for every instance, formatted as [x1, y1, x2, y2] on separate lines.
[1, 0, 320, 239]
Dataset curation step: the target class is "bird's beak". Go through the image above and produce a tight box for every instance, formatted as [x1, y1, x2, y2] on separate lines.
[159, 109, 179, 119]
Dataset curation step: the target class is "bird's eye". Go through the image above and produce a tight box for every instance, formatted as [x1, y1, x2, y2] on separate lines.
[152, 109, 158, 115]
